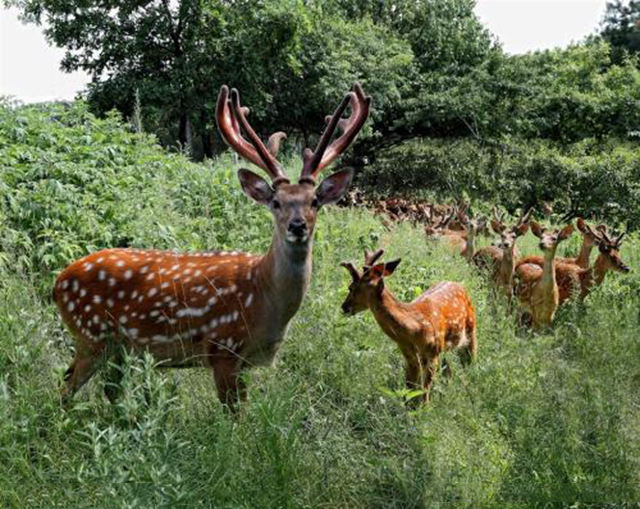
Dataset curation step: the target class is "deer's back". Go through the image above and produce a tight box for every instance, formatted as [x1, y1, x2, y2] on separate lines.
[53, 248, 263, 366]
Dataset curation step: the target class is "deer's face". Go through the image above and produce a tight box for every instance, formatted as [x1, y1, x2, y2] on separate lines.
[531, 222, 574, 252]
[270, 183, 319, 245]
[238, 168, 353, 247]
[598, 243, 630, 273]
[340, 258, 401, 315]
[341, 276, 375, 315]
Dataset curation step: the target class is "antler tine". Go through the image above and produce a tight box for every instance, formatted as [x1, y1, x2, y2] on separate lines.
[340, 262, 360, 281]
[615, 226, 628, 247]
[229, 88, 289, 183]
[300, 83, 371, 182]
[596, 224, 613, 244]
[517, 207, 534, 227]
[266, 132, 287, 157]
[215, 85, 289, 184]
[364, 248, 384, 268]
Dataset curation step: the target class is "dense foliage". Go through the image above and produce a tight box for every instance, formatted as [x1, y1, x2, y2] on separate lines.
[1, 91, 640, 507]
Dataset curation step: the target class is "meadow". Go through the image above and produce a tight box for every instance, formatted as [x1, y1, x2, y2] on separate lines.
[1, 101, 639, 507]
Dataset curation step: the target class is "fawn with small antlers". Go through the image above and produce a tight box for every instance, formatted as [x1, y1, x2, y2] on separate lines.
[53, 83, 371, 408]
[340, 249, 476, 405]
[514, 221, 574, 329]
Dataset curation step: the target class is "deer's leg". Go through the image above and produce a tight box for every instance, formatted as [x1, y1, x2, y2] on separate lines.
[212, 357, 245, 411]
[404, 361, 424, 408]
[458, 316, 477, 367]
[422, 356, 439, 404]
[61, 343, 106, 405]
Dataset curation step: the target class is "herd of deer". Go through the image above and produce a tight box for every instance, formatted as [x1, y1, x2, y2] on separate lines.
[52, 84, 630, 409]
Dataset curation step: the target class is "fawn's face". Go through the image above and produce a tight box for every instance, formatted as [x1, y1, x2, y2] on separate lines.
[340, 259, 401, 315]
[491, 221, 528, 252]
[597, 242, 630, 273]
[239, 168, 353, 246]
[531, 222, 574, 252]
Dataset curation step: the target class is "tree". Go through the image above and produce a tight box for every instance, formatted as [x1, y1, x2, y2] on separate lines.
[600, 0, 640, 61]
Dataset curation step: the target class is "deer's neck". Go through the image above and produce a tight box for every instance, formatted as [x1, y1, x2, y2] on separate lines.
[575, 239, 594, 269]
[594, 254, 609, 286]
[498, 245, 516, 286]
[369, 289, 412, 343]
[255, 233, 312, 325]
[540, 249, 557, 290]
[463, 234, 475, 261]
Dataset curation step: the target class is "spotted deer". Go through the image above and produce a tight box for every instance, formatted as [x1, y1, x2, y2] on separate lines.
[514, 222, 574, 329]
[340, 249, 476, 405]
[53, 83, 371, 408]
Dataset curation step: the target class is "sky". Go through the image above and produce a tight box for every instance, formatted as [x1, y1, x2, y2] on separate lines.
[1, 1, 611, 103]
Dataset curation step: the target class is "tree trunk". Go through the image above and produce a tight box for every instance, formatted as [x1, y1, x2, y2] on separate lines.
[200, 108, 212, 158]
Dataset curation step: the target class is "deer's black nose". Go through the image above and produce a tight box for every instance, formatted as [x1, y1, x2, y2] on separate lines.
[288, 218, 307, 236]
[341, 302, 351, 314]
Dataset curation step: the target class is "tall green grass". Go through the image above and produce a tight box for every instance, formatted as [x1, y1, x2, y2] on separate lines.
[1, 101, 639, 507]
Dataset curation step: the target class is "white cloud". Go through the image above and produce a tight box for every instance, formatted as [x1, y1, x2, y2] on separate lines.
[0, 7, 89, 103]
[474, 0, 609, 54]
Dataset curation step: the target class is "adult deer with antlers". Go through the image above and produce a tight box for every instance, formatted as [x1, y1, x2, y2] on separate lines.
[54, 84, 370, 408]
[340, 249, 476, 406]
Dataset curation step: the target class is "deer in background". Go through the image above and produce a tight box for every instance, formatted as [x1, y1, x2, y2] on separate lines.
[53, 83, 370, 408]
[518, 220, 630, 304]
[474, 209, 531, 298]
[514, 222, 574, 329]
[340, 249, 476, 406]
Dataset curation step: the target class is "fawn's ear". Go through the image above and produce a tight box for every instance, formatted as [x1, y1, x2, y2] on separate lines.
[530, 221, 544, 238]
[238, 169, 274, 205]
[514, 223, 529, 237]
[576, 217, 587, 233]
[384, 259, 401, 276]
[491, 219, 505, 234]
[558, 224, 575, 241]
[316, 168, 354, 206]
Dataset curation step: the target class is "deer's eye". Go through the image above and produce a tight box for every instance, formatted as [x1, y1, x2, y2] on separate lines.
[272, 200, 281, 210]
[311, 198, 319, 208]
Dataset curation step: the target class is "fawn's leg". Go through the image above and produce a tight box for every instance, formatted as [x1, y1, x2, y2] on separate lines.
[422, 356, 439, 404]
[61, 342, 107, 405]
[458, 316, 477, 367]
[212, 357, 245, 412]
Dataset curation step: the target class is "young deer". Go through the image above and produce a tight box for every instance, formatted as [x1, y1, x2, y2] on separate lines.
[514, 222, 574, 329]
[516, 220, 629, 304]
[340, 250, 476, 405]
[458, 214, 487, 263]
[54, 84, 370, 408]
[483, 210, 531, 298]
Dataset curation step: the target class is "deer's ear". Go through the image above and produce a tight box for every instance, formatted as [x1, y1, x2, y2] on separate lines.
[558, 224, 575, 241]
[530, 221, 544, 238]
[384, 259, 401, 276]
[316, 168, 354, 206]
[491, 219, 505, 234]
[238, 169, 274, 205]
[515, 223, 529, 237]
[576, 217, 587, 233]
